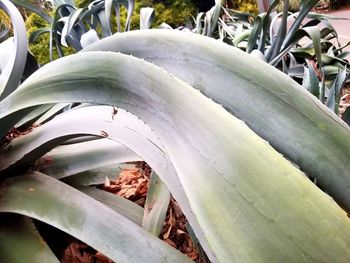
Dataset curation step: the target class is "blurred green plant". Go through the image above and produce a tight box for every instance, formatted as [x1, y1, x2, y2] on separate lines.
[21, 0, 196, 64]
[190, 0, 350, 116]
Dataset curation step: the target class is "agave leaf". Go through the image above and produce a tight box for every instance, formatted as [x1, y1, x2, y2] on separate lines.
[258, 0, 280, 52]
[123, 0, 134, 31]
[1, 51, 350, 262]
[326, 67, 348, 114]
[186, 223, 210, 263]
[80, 29, 100, 48]
[320, 68, 326, 103]
[302, 62, 320, 97]
[83, 30, 350, 212]
[10, 0, 51, 23]
[0, 26, 10, 42]
[282, 0, 319, 47]
[0, 0, 27, 99]
[308, 12, 350, 21]
[266, 0, 289, 62]
[143, 171, 170, 236]
[62, 163, 134, 186]
[82, 187, 144, 226]
[50, 5, 70, 60]
[271, 26, 322, 66]
[207, 1, 222, 37]
[28, 28, 50, 44]
[0, 214, 59, 263]
[104, 0, 114, 34]
[0, 106, 158, 175]
[60, 8, 84, 47]
[247, 13, 263, 53]
[0, 172, 192, 263]
[34, 103, 71, 125]
[52, 0, 74, 7]
[15, 104, 54, 128]
[37, 139, 141, 178]
[140, 7, 154, 30]
[342, 106, 350, 126]
[194, 12, 205, 34]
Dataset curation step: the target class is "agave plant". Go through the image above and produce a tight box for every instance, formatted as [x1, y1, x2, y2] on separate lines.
[2, 0, 350, 262]
[192, 0, 350, 116]
[12, 0, 135, 61]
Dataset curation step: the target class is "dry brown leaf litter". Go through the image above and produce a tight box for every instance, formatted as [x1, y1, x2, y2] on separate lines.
[62, 162, 205, 263]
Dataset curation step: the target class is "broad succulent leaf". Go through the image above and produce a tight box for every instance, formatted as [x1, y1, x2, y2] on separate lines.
[1, 51, 350, 262]
[84, 30, 350, 213]
[0, 214, 59, 263]
[143, 171, 170, 236]
[0, 0, 27, 99]
[0, 173, 191, 263]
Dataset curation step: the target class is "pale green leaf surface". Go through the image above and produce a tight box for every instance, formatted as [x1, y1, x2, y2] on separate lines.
[143, 171, 170, 236]
[0, 0, 27, 99]
[63, 163, 136, 186]
[1, 52, 350, 262]
[0, 214, 59, 263]
[34, 103, 71, 125]
[15, 104, 54, 128]
[37, 139, 141, 178]
[10, 0, 51, 22]
[0, 106, 158, 175]
[83, 30, 350, 213]
[140, 7, 154, 30]
[0, 173, 191, 263]
[82, 187, 144, 226]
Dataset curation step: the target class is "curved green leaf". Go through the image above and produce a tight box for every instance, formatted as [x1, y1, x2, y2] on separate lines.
[0, 0, 27, 99]
[0, 214, 59, 263]
[0, 173, 192, 263]
[29, 28, 50, 44]
[10, 0, 51, 22]
[140, 7, 154, 30]
[1, 51, 350, 262]
[143, 171, 170, 236]
[82, 187, 144, 226]
[34, 103, 71, 125]
[0, 106, 157, 175]
[63, 163, 134, 186]
[15, 104, 54, 128]
[326, 67, 348, 114]
[38, 139, 140, 178]
[83, 30, 350, 212]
